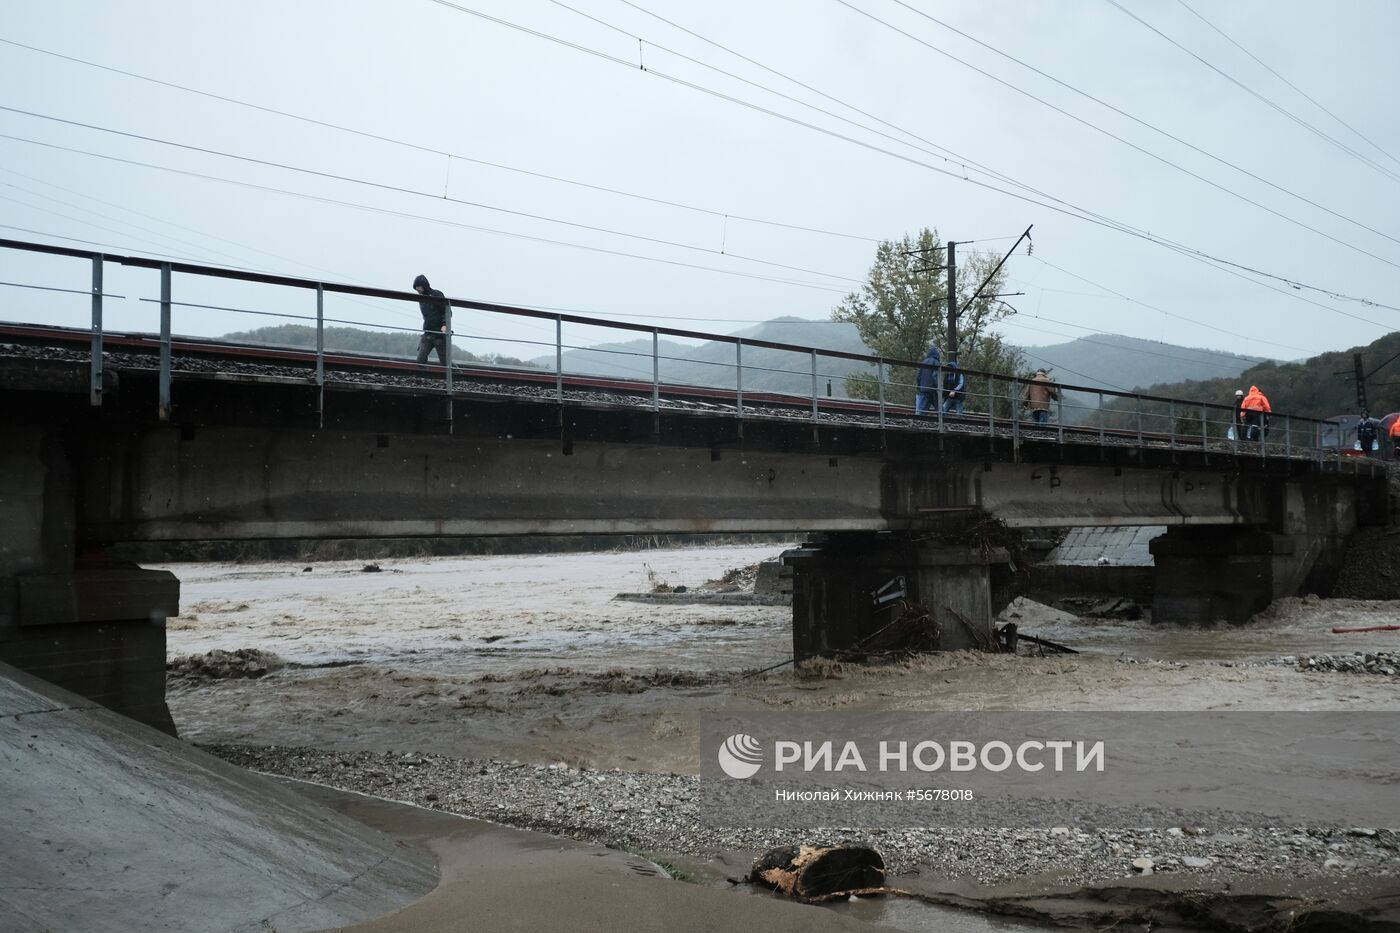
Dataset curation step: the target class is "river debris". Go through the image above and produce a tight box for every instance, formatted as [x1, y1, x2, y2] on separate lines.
[1052, 595, 1143, 619]
[746, 844, 890, 902]
[168, 648, 285, 682]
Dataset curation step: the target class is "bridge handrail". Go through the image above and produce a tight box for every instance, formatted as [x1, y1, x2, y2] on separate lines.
[0, 236, 1347, 441]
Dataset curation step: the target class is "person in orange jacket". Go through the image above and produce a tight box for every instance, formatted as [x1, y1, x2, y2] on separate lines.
[1239, 385, 1271, 442]
[1390, 415, 1400, 460]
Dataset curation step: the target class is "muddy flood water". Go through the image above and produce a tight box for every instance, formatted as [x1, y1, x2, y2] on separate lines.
[164, 543, 1400, 772]
[162, 544, 1400, 932]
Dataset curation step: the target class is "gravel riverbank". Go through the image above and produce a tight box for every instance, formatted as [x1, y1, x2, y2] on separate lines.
[208, 744, 1400, 887]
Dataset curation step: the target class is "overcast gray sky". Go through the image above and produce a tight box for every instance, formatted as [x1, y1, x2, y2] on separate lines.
[2, 0, 1398, 365]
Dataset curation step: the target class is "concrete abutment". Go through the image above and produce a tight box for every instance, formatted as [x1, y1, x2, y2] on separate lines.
[0, 423, 178, 732]
[1149, 477, 1364, 625]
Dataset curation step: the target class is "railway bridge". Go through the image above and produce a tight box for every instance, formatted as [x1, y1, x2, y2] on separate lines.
[0, 238, 1387, 730]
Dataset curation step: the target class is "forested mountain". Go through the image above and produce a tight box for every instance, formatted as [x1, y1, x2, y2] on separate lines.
[1128, 330, 1400, 421]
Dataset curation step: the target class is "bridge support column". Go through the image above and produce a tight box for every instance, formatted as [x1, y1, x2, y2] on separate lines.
[1149, 528, 1284, 625]
[786, 533, 1010, 660]
[1150, 524, 1350, 625]
[0, 423, 178, 733]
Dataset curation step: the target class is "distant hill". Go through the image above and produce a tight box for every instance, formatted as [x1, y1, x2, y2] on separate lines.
[225, 320, 1332, 408]
[1020, 334, 1267, 394]
[533, 317, 874, 397]
[219, 324, 538, 368]
[1019, 333, 1268, 423]
[1123, 330, 1400, 422]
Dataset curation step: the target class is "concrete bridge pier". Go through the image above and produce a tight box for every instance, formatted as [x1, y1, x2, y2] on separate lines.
[785, 532, 1011, 660]
[1149, 478, 1366, 625]
[0, 423, 178, 733]
[1150, 528, 1304, 625]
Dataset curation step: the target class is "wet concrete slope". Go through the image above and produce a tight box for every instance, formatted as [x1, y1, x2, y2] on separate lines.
[0, 662, 435, 933]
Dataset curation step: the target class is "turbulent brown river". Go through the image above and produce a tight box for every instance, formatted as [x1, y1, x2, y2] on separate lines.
[163, 544, 1400, 772]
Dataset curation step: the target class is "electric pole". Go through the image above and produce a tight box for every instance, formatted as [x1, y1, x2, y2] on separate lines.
[946, 241, 958, 360]
[1353, 352, 1368, 412]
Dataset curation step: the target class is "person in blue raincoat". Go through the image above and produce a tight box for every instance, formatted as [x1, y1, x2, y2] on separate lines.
[942, 356, 965, 415]
[914, 345, 941, 415]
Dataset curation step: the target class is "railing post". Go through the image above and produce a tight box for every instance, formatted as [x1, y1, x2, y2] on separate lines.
[1135, 395, 1143, 447]
[651, 327, 660, 412]
[555, 316, 564, 404]
[315, 283, 325, 428]
[159, 262, 172, 421]
[89, 254, 103, 406]
[810, 349, 818, 423]
[1168, 400, 1176, 449]
[1011, 378, 1020, 453]
[735, 339, 744, 420]
[1056, 380, 1064, 445]
[1201, 405, 1208, 449]
[936, 365, 944, 433]
[1098, 391, 1105, 446]
[876, 358, 885, 428]
[987, 376, 995, 436]
[1284, 414, 1291, 458]
[444, 303, 453, 396]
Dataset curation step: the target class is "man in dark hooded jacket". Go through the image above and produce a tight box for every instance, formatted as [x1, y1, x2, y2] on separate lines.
[413, 274, 450, 366]
[914, 345, 941, 415]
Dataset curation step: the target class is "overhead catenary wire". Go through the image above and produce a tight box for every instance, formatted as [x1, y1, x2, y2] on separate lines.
[1173, 0, 1400, 172]
[11, 5, 1387, 323]
[1104, 0, 1400, 186]
[0, 104, 868, 288]
[5, 9, 1394, 353]
[0, 36, 894, 246]
[0, 132, 855, 299]
[877, 0, 1400, 250]
[416, 0, 1400, 316]
[830, 0, 1400, 271]
[1026, 254, 1316, 356]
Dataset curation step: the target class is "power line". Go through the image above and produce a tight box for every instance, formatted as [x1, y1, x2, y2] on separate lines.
[573, 0, 1044, 201]
[421, 0, 1400, 314]
[0, 104, 865, 288]
[878, 0, 1400, 250]
[8, 14, 1394, 336]
[0, 131, 851, 295]
[1104, 0, 1400, 186]
[0, 167, 437, 324]
[1004, 304, 1273, 370]
[1026, 254, 1314, 356]
[832, 0, 1400, 271]
[1174, 0, 1400, 173]
[0, 35, 885, 245]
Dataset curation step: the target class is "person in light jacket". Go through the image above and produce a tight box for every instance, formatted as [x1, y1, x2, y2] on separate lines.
[1024, 369, 1058, 425]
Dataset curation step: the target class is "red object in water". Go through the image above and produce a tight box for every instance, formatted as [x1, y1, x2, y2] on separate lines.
[1331, 625, 1400, 634]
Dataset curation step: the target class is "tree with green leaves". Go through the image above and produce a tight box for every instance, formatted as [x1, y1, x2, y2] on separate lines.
[832, 228, 1024, 410]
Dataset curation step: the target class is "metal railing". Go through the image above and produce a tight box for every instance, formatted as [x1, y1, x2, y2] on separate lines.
[0, 236, 1373, 469]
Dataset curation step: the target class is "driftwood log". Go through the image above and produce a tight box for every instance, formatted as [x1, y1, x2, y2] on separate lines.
[748, 845, 886, 901]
